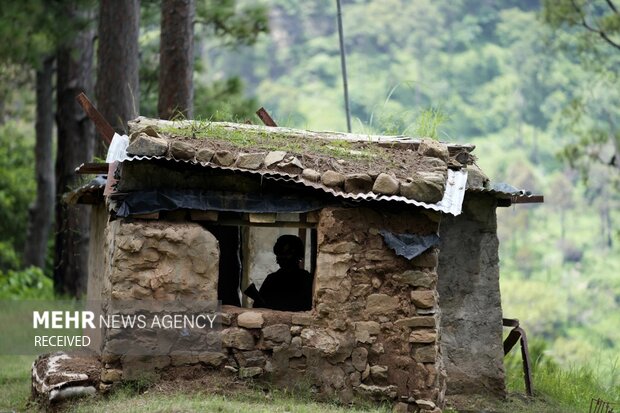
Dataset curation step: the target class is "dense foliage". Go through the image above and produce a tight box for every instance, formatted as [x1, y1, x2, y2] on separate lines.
[206, 0, 620, 388]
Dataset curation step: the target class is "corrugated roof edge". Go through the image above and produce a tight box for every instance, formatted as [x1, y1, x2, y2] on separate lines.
[118, 156, 469, 216]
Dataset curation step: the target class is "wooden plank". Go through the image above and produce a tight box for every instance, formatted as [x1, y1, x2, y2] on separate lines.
[248, 213, 277, 223]
[75, 92, 115, 145]
[130, 212, 160, 220]
[511, 195, 544, 204]
[75, 162, 110, 174]
[190, 210, 219, 221]
[256, 107, 277, 127]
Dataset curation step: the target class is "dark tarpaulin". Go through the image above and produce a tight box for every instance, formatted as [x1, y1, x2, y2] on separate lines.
[379, 230, 440, 260]
[116, 189, 328, 217]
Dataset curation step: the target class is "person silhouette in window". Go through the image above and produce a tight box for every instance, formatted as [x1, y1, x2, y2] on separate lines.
[246, 235, 313, 312]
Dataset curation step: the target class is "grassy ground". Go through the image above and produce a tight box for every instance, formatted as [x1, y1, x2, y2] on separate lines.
[2, 354, 618, 413]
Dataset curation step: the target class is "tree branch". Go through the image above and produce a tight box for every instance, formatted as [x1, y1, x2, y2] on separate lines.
[571, 0, 620, 50]
[605, 0, 618, 14]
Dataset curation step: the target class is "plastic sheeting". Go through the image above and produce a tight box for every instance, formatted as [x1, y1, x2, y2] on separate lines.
[116, 189, 328, 217]
[380, 230, 440, 260]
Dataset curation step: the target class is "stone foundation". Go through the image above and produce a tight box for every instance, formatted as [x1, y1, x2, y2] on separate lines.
[96, 207, 445, 411]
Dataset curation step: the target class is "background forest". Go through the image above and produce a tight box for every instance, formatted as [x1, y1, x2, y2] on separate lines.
[0, 0, 619, 406]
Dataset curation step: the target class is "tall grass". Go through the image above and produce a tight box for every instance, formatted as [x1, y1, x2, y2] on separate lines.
[505, 339, 620, 412]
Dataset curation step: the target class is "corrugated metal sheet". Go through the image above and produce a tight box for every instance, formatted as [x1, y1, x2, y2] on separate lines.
[119, 156, 469, 215]
[63, 176, 106, 205]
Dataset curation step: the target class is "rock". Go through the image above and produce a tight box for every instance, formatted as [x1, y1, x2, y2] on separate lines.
[418, 139, 449, 161]
[321, 170, 345, 188]
[292, 313, 313, 326]
[237, 312, 264, 329]
[371, 276, 382, 289]
[355, 384, 398, 400]
[314, 252, 352, 303]
[234, 350, 266, 367]
[370, 365, 388, 382]
[277, 156, 303, 174]
[289, 336, 303, 357]
[213, 150, 235, 166]
[409, 329, 437, 343]
[418, 156, 447, 172]
[466, 163, 489, 189]
[366, 293, 399, 315]
[170, 140, 196, 159]
[221, 327, 255, 350]
[262, 324, 291, 345]
[235, 152, 265, 169]
[362, 363, 371, 381]
[393, 402, 410, 413]
[321, 364, 345, 390]
[351, 347, 368, 372]
[198, 352, 227, 367]
[196, 147, 215, 162]
[350, 371, 361, 386]
[370, 342, 384, 355]
[301, 168, 321, 182]
[413, 345, 437, 363]
[301, 328, 340, 355]
[393, 270, 435, 288]
[395, 316, 436, 328]
[399, 173, 445, 203]
[264, 151, 287, 167]
[415, 399, 436, 411]
[372, 173, 400, 195]
[290, 325, 303, 336]
[410, 291, 436, 308]
[354, 321, 380, 343]
[344, 173, 373, 193]
[239, 367, 263, 378]
[126, 132, 168, 156]
[100, 368, 122, 383]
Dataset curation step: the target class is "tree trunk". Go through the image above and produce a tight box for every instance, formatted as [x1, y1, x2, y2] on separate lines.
[54, 13, 95, 297]
[23, 56, 56, 269]
[95, 0, 140, 148]
[158, 0, 195, 120]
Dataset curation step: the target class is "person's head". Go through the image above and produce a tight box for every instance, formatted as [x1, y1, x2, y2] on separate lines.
[273, 235, 304, 270]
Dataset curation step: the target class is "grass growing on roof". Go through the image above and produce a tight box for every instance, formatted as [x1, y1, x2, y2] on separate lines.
[160, 120, 381, 161]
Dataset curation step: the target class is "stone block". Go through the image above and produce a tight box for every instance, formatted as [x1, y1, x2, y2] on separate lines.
[366, 293, 399, 315]
[395, 316, 436, 328]
[354, 321, 380, 343]
[235, 152, 266, 169]
[264, 151, 286, 167]
[213, 150, 235, 166]
[411, 249, 438, 268]
[237, 312, 264, 329]
[392, 270, 435, 288]
[277, 156, 304, 174]
[262, 324, 291, 345]
[355, 384, 398, 400]
[408, 329, 437, 343]
[238, 367, 263, 378]
[393, 402, 410, 413]
[415, 399, 436, 411]
[351, 347, 368, 372]
[410, 291, 435, 308]
[417, 139, 449, 161]
[170, 140, 196, 160]
[372, 173, 400, 195]
[413, 345, 437, 363]
[198, 352, 227, 367]
[127, 132, 168, 156]
[370, 365, 388, 382]
[301, 328, 340, 355]
[291, 313, 313, 326]
[344, 173, 373, 193]
[301, 168, 321, 182]
[321, 170, 345, 188]
[400, 173, 445, 203]
[196, 148, 215, 162]
[221, 327, 255, 350]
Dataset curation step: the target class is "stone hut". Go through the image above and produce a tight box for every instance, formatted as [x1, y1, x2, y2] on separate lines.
[65, 117, 539, 412]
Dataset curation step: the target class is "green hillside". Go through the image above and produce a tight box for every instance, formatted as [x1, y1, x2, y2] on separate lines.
[203, 0, 620, 390]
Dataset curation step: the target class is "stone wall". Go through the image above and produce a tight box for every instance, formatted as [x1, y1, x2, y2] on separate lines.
[437, 194, 505, 397]
[98, 207, 445, 412]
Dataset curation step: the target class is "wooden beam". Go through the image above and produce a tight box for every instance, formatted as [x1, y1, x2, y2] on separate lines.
[256, 107, 277, 127]
[75, 162, 109, 174]
[76, 92, 115, 145]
